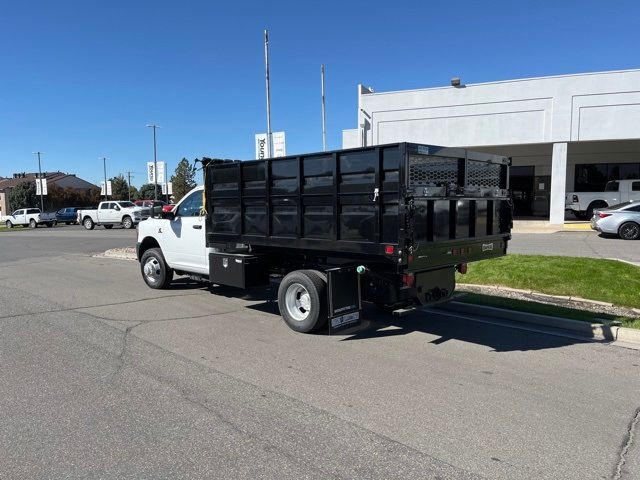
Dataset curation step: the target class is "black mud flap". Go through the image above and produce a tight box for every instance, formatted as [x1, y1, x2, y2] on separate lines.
[327, 266, 362, 334]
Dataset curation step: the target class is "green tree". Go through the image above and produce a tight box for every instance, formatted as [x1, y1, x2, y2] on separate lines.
[9, 181, 37, 211]
[129, 185, 140, 201]
[109, 174, 130, 200]
[139, 183, 162, 200]
[171, 158, 197, 202]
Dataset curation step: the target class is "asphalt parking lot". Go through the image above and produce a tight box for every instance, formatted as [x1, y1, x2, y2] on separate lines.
[1, 226, 639, 479]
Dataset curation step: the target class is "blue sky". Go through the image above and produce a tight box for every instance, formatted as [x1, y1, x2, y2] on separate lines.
[1, 0, 639, 187]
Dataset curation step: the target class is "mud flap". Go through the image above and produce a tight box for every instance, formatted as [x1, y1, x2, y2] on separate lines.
[327, 266, 362, 334]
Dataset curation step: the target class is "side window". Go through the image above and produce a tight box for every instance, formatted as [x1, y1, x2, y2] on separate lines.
[27, 209, 39, 214]
[100, 203, 110, 210]
[177, 191, 203, 217]
[632, 182, 640, 192]
[627, 205, 640, 212]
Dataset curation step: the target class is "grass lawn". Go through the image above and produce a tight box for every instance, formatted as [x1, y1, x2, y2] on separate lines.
[457, 254, 640, 309]
[458, 293, 640, 330]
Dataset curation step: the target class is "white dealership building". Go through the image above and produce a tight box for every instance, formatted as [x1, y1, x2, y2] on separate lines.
[342, 69, 640, 224]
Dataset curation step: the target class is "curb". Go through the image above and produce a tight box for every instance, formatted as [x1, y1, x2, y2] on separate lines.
[98, 248, 137, 261]
[434, 301, 640, 347]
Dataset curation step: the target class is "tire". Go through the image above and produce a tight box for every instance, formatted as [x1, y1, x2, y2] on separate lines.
[5, 221, 12, 228]
[104, 224, 113, 229]
[278, 270, 327, 333]
[586, 202, 607, 220]
[83, 217, 94, 230]
[619, 222, 640, 240]
[140, 248, 173, 289]
[122, 216, 134, 229]
[29, 219, 37, 229]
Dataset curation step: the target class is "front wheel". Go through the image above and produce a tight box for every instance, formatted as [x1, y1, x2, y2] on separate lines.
[619, 222, 640, 240]
[5, 221, 12, 228]
[277, 270, 327, 333]
[140, 248, 173, 289]
[83, 217, 94, 230]
[29, 219, 37, 229]
[122, 216, 134, 229]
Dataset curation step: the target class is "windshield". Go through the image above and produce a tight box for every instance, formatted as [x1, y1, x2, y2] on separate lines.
[118, 201, 135, 208]
[604, 181, 619, 192]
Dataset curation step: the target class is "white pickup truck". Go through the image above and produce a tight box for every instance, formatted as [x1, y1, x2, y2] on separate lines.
[3, 208, 57, 228]
[565, 179, 640, 219]
[77, 201, 150, 230]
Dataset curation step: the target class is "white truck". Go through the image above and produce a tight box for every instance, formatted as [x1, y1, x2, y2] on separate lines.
[3, 208, 57, 228]
[77, 201, 150, 230]
[565, 179, 640, 219]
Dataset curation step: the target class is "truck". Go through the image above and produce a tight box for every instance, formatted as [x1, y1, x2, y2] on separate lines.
[3, 208, 57, 228]
[77, 201, 150, 230]
[136, 143, 512, 333]
[565, 179, 640, 219]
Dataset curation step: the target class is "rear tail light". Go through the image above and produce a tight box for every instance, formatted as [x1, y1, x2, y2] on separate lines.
[384, 245, 394, 255]
[572, 195, 579, 203]
[402, 273, 415, 287]
[456, 263, 468, 274]
[598, 213, 612, 219]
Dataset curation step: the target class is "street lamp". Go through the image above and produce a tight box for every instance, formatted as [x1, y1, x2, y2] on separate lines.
[32, 151, 45, 211]
[100, 157, 109, 200]
[146, 124, 161, 201]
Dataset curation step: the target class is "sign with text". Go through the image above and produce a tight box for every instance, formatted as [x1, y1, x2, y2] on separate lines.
[100, 181, 112, 196]
[35, 178, 48, 196]
[161, 182, 173, 195]
[147, 162, 166, 184]
[255, 132, 286, 159]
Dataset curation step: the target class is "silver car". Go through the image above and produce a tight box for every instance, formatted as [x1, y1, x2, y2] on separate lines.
[591, 201, 640, 240]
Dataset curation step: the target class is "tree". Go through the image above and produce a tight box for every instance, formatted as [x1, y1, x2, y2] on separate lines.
[139, 183, 162, 200]
[109, 174, 129, 200]
[129, 185, 140, 201]
[171, 158, 197, 202]
[9, 181, 37, 211]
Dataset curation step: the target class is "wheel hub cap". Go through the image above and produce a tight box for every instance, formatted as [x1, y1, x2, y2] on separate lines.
[285, 283, 311, 322]
[144, 258, 161, 283]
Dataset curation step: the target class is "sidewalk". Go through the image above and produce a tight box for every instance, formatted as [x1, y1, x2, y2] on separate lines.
[512, 219, 591, 234]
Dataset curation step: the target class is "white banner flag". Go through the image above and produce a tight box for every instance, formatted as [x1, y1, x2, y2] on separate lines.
[157, 162, 166, 184]
[35, 178, 48, 196]
[255, 131, 286, 159]
[147, 162, 155, 183]
[161, 182, 173, 195]
[100, 181, 112, 196]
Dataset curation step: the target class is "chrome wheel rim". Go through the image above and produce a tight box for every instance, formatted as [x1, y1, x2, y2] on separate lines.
[143, 257, 161, 284]
[84, 219, 92, 228]
[621, 223, 639, 239]
[284, 283, 311, 322]
[123, 218, 132, 228]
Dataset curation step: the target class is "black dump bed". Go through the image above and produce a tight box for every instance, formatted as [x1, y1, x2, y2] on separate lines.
[205, 143, 511, 269]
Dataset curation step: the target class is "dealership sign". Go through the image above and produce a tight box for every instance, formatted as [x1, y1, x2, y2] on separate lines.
[147, 161, 166, 184]
[35, 178, 48, 196]
[100, 181, 112, 196]
[255, 132, 286, 159]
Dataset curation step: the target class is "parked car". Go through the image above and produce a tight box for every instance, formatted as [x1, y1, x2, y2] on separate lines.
[162, 204, 175, 213]
[55, 207, 80, 225]
[566, 179, 640, 219]
[591, 201, 640, 240]
[135, 200, 167, 208]
[4, 208, 56, 228]
[77, 201, 150, 230]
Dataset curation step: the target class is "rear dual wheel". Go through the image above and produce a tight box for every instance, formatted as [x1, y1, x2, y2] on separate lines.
[278, 270, 327, 333]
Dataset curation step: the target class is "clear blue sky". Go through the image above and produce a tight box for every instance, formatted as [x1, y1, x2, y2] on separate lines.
[1, 0, 638, 187]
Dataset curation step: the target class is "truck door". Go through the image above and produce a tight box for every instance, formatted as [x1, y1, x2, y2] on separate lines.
[14, 210, 25, 224]
[163, 190, 207, 274]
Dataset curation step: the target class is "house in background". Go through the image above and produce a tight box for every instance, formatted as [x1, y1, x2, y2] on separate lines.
[0, 172, 97, 215]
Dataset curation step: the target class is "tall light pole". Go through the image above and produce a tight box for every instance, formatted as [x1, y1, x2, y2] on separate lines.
[100, 157, 108, 200]
[146, 124, 161, 200]
[264, 29, 273, 159]
[321, 64, 327, 151]
[32, 151, 45, 211]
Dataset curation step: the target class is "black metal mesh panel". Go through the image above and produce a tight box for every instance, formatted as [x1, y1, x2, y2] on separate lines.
[467, 161, 501, 188]
[408, 155, 458, 186]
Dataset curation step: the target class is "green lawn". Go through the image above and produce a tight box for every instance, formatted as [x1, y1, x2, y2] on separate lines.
[458, 293, 640, 329]
[457, 254, 640, 309]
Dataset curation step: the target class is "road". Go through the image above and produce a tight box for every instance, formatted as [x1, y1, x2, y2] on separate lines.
[0, 226, 639, 479]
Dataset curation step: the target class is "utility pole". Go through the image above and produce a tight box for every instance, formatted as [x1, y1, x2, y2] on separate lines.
[32, 152, 45, 211]
[100, 157, 108, 200]
[321, 64, 327, 151]
[146, 124, 161, 200]
[264, 29, 273, 159]
[126, 171, 134, 201]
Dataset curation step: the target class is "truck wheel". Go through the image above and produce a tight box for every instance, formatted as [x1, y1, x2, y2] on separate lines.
[278, 270, 327, 333]
[83, 217, 94, 230]
[619, 222, 640, 240]
[140, 248, 173, 289]
[122, 216, 134, 229]
[104, 224, 113, 229]
[5, 221, 12, 228]
[586, 202, 607, 220]
[29, 219, 37, 229]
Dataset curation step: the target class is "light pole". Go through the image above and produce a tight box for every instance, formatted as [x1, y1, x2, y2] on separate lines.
[146, 124, 161, 200]
[321, 64, 327, 151]
[32, 151, 45, 211]
[100, 157, 108, 200]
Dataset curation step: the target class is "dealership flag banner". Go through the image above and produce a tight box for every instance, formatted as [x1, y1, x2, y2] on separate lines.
[100, 181, 112, 196]
[147, 162, 155, 183]
[162, 182, 173, 195]
[35, 178, 47, 196]
[255, 132, 286, 159]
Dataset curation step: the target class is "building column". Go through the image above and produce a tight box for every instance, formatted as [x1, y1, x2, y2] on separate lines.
[549, 142, 568, 224]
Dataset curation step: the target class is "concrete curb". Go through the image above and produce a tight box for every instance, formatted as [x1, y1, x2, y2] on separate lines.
[98, 248, 137, 261]
[435, 301, 640, 347]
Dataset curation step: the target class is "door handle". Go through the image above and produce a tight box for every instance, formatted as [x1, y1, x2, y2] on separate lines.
[192, 225, 202, 230]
